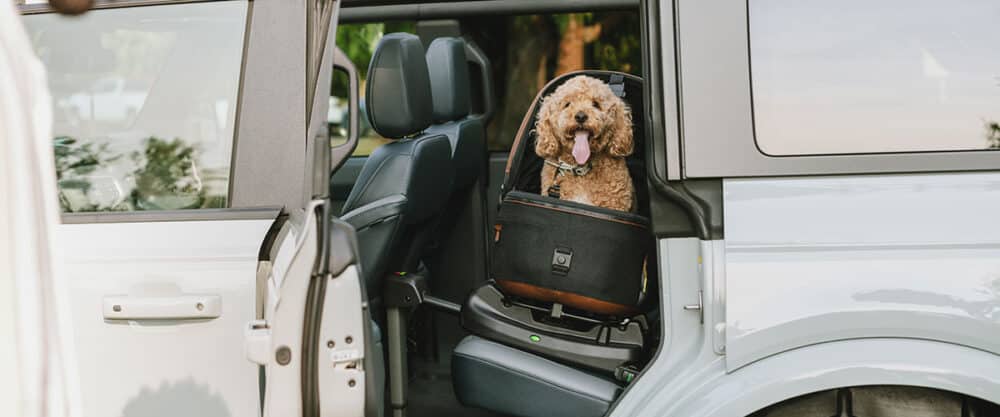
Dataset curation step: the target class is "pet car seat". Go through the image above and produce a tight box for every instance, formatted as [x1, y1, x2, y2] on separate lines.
[492, 71, 653, 316]
[459, 71, 654, 375]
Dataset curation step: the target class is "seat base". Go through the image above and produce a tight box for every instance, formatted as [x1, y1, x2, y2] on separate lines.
[452, 336, 621, 417]
[461, 283, 646, 373]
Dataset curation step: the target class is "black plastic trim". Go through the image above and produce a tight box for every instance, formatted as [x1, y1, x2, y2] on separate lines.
[341, 0, 637, 22]
[257, 214, 290, 261]
[638, 0, 722, 240]
[461, 284, 645, 374]
[330, 47, 362, 174]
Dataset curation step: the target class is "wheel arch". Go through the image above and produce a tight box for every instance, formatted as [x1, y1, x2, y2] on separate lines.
[624, 338, 1000, 417]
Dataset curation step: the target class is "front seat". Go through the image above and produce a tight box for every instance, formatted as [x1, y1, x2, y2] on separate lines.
[421, 37, 491, 305]
[340, 32, 454, 299]
[424, 37, 486, 197]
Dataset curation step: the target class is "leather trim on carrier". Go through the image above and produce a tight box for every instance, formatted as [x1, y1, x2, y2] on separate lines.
[496, 280, 640, 316]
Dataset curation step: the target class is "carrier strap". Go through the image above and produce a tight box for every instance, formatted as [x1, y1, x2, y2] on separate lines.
[544, 159, 591, 177]
[608, 73, 626, 98]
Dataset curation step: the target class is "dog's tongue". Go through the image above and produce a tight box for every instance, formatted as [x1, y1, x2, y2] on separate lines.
[572, 130, 591, 164]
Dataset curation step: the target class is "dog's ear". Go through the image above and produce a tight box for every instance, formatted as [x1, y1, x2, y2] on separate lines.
[607, 100, 634, 157]
[534, 97, 561, 159]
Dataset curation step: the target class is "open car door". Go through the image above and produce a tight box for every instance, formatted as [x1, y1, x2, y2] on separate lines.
[20, 0, 366, 416]
[248, 2, 370, 417]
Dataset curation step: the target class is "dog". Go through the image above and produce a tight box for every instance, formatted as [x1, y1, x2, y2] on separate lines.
[535, 75, 634, 212]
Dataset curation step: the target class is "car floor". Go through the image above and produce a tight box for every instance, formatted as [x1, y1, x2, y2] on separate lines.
[406, 311, 509, 417]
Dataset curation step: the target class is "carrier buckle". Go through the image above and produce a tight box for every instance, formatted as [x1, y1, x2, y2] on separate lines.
[551, 247, 573, 275]
[547, 184, 561, 198]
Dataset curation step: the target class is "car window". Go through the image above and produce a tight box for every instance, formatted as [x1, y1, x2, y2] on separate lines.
[750, 0, 1000, 156]
[331, 12, 641, 155]
[23, 1, 247, 212]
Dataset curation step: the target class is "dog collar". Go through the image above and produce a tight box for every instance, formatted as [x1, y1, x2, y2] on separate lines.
[545, 159, 592, 176]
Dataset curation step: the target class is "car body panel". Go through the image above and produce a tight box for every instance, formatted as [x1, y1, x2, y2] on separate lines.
[613, 337, 1000, 417]
[57, 214, 277, 417]
[723, 173, 1000, 371]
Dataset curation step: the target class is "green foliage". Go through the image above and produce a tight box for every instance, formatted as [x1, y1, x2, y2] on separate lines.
[332, 21, 417, 96]
[53, 136, 224, 212]
[987, 121, 1000, 149]
[53, 136, 126, 212]
[129, 137, 210, 210]
[590, 13, 642, 76]
[53, 136, 119, 180]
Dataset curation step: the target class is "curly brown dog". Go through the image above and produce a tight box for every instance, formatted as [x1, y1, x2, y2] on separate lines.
[535, 75, 634, 212]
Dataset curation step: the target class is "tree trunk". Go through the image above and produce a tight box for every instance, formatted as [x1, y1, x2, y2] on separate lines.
[555, 14, 602, 75]
[488, 15, 557, 149]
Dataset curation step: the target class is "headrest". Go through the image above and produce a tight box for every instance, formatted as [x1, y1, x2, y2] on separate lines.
[425, 37, 471, 122]
[365, 33, 433, 139]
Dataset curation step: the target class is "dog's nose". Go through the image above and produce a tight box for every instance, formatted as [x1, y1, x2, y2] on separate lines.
[575, 112, 588, 123]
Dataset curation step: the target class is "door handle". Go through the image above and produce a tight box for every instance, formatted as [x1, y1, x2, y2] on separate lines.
[103, 295, 221, 320]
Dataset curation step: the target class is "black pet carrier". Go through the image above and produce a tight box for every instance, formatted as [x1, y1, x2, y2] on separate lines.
[460, 71, 655, 375]
[490, 71, 653, 317]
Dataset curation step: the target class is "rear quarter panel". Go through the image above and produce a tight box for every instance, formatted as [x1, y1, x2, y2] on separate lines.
[723, 173, 1000, 370]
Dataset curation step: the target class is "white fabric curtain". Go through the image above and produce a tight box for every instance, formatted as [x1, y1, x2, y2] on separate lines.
[0, 2, 82, 417]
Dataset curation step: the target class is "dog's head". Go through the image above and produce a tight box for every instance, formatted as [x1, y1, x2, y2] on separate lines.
[534, 75, 633, 164]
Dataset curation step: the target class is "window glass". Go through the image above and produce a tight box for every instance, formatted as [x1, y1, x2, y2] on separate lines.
[750, 0, 1000, 155]
[332, 12, 641, 155]
[23, 1, 247, 212]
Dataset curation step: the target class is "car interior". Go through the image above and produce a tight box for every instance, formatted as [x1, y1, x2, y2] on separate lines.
[330, 8, 655, 417]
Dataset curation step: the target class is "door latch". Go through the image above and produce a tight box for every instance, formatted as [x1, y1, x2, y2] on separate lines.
[683, 290, 704, 324]
[245, 320, 272, 365]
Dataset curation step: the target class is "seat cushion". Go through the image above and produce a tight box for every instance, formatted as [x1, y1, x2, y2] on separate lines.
[452, 336, 621, 417]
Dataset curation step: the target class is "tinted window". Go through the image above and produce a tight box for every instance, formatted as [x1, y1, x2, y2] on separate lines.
[24, 2, 247, 212]
[750, 0, 1000, 155]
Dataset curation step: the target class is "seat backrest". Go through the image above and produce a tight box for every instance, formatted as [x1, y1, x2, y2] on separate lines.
[341, 33, 454, 291]
[424, 37, 486, 189]
[420, 37, 492, 301]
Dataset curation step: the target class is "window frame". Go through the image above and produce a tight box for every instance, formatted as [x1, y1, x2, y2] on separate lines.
[675, 0, 1000, 178]
[24, 0, 316, 222]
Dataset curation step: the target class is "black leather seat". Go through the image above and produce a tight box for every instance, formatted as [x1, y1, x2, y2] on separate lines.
[340, 33, 454, 296]
[452, 336, 622, 417]
[424, 37, 486, 190]
[421, 37, 487, 263]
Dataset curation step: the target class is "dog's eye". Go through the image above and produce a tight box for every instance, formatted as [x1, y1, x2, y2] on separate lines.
[592, 100, 601, 109]
[563, 102, 570, 109]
